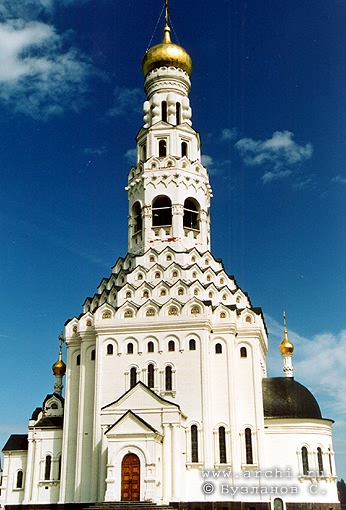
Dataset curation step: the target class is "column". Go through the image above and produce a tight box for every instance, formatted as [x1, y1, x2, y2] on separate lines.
[172, 204, 184, 241]
[162, 424, 172, 502]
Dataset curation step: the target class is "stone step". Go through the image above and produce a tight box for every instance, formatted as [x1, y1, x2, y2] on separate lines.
[84, 503, 173, 510]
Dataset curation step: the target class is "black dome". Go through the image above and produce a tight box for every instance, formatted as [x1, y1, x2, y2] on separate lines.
[262, 377, 322, 419]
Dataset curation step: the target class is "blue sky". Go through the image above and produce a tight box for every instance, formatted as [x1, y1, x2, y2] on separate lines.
[1, 0, 345, 478]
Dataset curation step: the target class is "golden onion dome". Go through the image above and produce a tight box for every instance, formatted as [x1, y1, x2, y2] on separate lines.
[280, 312, 294, 356]
[280, 335, 294, 356]
[142, 25, 192, 77]
[52, 357, 66, 376]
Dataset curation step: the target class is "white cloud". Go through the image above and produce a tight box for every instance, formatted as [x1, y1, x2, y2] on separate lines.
[125, 148, 136, 164]
[331, 175, 346, 186]
[0, 5, 93, 119]
[221, 127, 238, 141]
[294, 330, 346, 415]
[0, 0, 54, 19]
[0, 0, 89, 19]
[0, 21, 56, 81]
[108, 87, 143, 117]
[202, 154, 222, 175]
[262, 169, 292, 183]
[235, 130, 313, 183]
[201, 154, 214, 168]
[84, 145, 107, 156]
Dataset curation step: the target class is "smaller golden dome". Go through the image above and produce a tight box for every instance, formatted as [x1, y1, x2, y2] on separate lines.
[142, 25, 192, 77]
[280, 335, 294, 356]
[280, 312, 294, 356]
[52, 357, 66, 376]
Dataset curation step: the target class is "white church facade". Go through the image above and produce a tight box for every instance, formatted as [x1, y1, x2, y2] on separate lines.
[0, 7, 340, 510]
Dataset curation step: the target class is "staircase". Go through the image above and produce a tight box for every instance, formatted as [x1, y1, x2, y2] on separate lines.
[84, 502, 174, 510]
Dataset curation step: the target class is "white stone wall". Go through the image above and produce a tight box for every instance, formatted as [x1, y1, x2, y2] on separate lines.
[0, 451, 27, 506]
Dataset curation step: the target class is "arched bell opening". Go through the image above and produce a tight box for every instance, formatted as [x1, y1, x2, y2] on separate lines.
[158, 139, 167, 157]
[181, 141, 188, 158]
[176, 102, 181, 125]
[152, 196, 172, 233]
[132, 201, 142, 234]
[183, 197, 200, 231]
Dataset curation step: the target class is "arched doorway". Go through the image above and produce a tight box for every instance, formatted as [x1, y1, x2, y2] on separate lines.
[121, 453, 140, 501]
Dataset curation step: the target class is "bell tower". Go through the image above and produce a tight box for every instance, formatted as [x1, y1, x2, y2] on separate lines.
[127, 11, 212, 255]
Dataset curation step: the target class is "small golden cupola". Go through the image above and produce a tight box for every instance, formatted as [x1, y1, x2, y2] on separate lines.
[280, 311, 294, 377]
[142, 1, 192, 76]
[280, 311, 294, 356]
[52, 334, 66, 394]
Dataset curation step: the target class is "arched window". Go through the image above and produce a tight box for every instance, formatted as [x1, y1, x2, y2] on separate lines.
[165, 366, 172, 391]
[219, 426, 226, 464]
[181, 141, 188, 157]
[176, 102, 181, 124]
[148, 341, 154, 353]
[152, 196, 172, 226]
[183, 198, 199, 230]
[317, 447, 324, 475]
[161, 101, 167, 122]
[58, 455, 62, 480]
[132, 201, 142, 233]
[159, 139, 167, 157]
[148, 363, 155, 388]
[16, 470, 23, 489]
[91, 349, 95, 361]
[245, 428, 253, 464]
[189, 339, 196, 351]
[44, 455, 52, 480]
[302, 446, 309, 475]
[127, 342, 134, 354]
[329, 448, 333, 475]
[107, 344, 113, 355]
[141, 143, 147, 161]
[215, 343, 222, 354]
[191, 425, 198, 463]
[240, 347, 247, 358]
[130, 367, 137, 388]
[168, 340, 175, 352]
[76, 354, 80, 366]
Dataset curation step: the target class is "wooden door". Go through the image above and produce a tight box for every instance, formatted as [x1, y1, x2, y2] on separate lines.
[121, 453, 140, 501]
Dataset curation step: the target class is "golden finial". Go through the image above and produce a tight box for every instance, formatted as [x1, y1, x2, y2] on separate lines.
[165, 0, 169, 26]
[163, 0, 171, 44]
[53, 333, 66, 376]
[58, 333, 63, 360]
[280, 310, 294, 356]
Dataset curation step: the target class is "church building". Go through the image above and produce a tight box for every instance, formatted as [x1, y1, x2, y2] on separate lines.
[0, 6, 339, 510]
